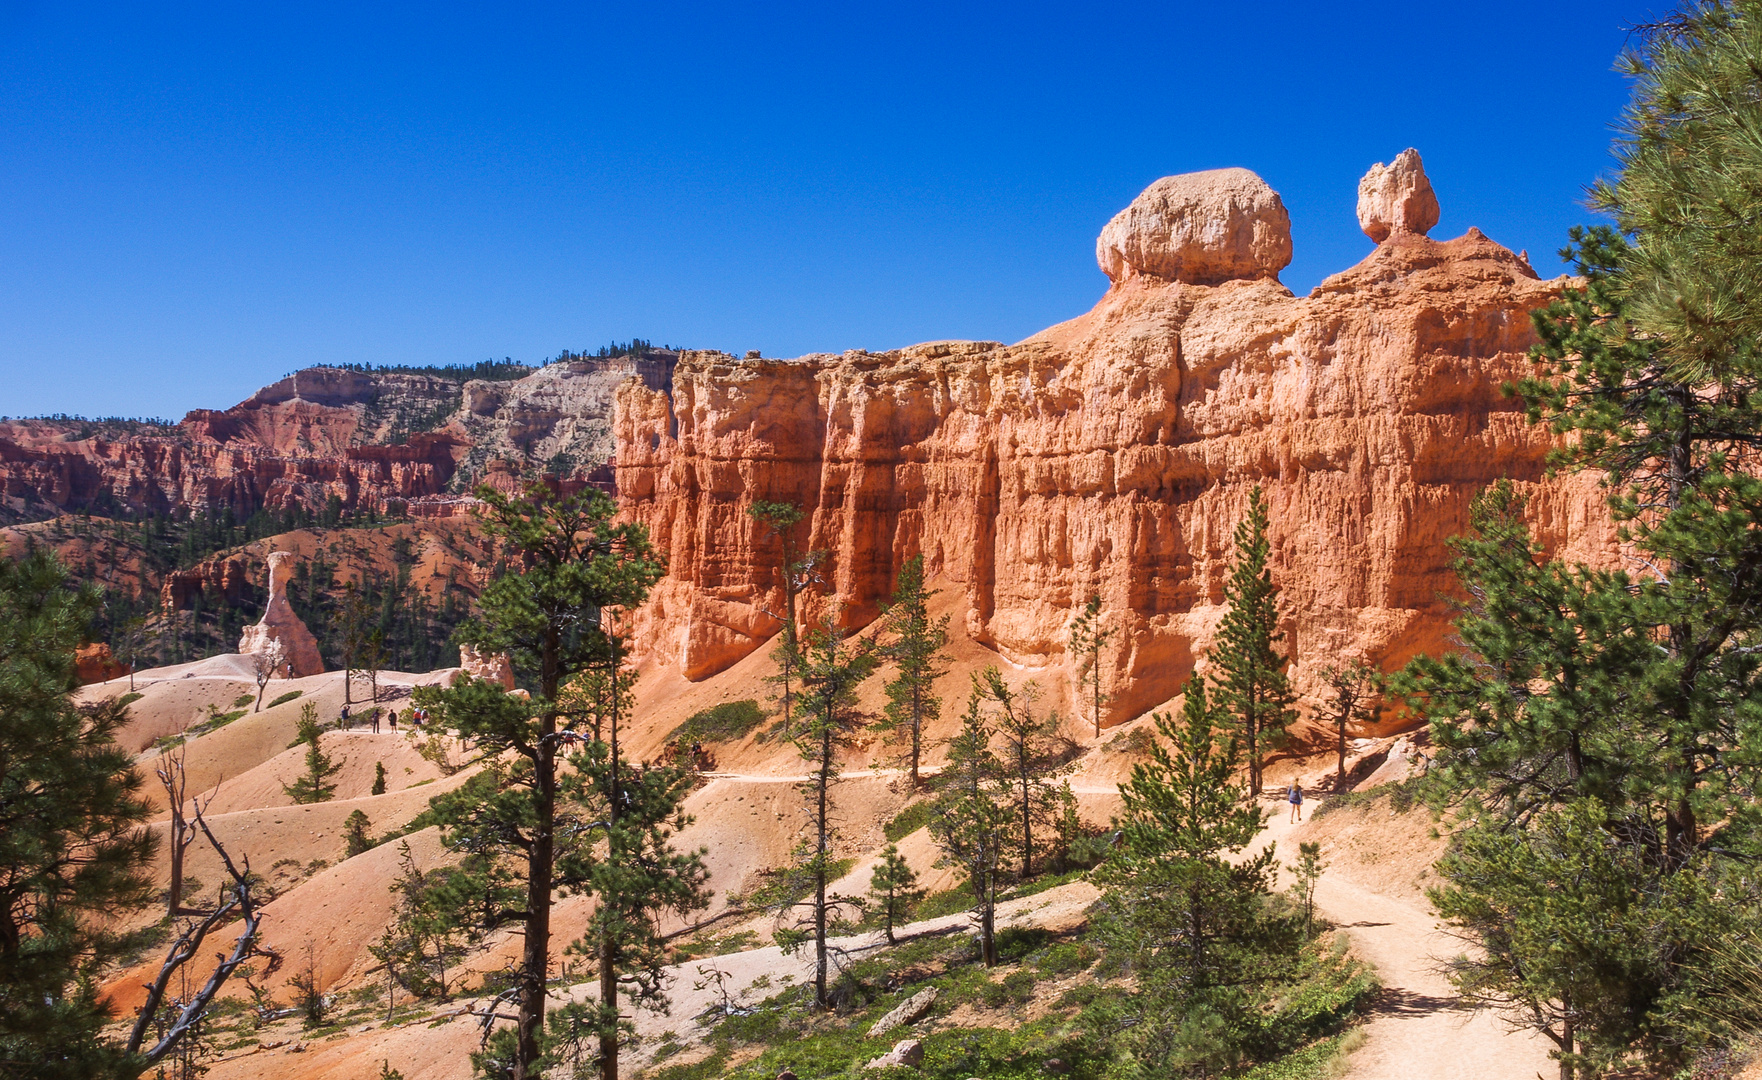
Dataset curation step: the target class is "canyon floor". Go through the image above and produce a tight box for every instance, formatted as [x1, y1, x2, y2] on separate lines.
[81, 611, 1561, 1080]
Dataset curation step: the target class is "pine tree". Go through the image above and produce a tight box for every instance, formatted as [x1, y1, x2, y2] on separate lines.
[975, 669, 1069, 879]
[553, 657, 711, 1080]
[1068, 593, 1114, 737]
[1397, 482, 1745, 1077]
[0, 549, 156, 1077]
[369, 841, 502, 1003]
[372, 761, 387, 796]
[928, 688, 1014, 968]
[1091, 677, 1283, 1071]
[748, 501, 823, 739]
[1210, 485, 1296, 795]
[419, 481, 667, 1080]
[866, 844, 923, 945]
[875, 555, 950, 788]
[283, 702, 342, 804]
[344, 810, 374, 858]
[779, 619, 876, 1007]
[1318, 660, 1380, 794]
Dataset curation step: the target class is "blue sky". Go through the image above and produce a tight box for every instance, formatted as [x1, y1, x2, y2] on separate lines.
[0, 2, 1659, 419]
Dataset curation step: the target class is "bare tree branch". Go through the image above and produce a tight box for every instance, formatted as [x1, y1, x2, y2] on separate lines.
[128, 806, 267, 1068]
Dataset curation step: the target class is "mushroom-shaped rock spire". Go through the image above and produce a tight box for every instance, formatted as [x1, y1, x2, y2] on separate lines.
[1097, 167, 1293, 286]
[239, 551, 324, 677]
[1357, 148, 1440, 243]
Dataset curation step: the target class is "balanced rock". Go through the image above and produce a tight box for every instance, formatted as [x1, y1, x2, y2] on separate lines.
[238, 551, 323, 677]
[1357, 148, 1440, 243]
[869, 987, 938, 1038]
[1096, 167, 1292, 285]
[864, 1039, 925, 1070]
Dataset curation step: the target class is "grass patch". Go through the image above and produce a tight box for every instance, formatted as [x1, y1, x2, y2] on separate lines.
[1238, 1028, 1366, 1080]
[668, 700, 767, 745]
[117, 692, 143, 707]
[1311, 778, 1421, 820]
[231, 693, 256, 708]
[267, 689, 304, 709]
[672, 929, 760, 961]
[884, 801, 934, 842]
[647, 1048, 731, 1080]
[913, 887, 973, 921]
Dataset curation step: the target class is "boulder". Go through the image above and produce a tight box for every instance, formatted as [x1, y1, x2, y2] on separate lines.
[237, 552, 323, 677]
[864, 1039, 925, 1070]
[1357, 148, 1441, 243]
[868, 987, 938, 1038]
[459, 643, 517, 690]
[75, 642, 125, 685]
[1095, 167, 1292, 285]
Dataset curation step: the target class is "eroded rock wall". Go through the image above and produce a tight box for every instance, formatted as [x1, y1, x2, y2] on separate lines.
[616, 223, 1617, 724]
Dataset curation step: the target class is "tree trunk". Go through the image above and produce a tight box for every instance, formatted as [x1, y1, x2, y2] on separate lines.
[515, 751, 553, 1080]
[167, 807, 186, 917]
[515, 636, 563, 1080]
[1336, 718, 1347, 793]
[909, 682, 922, 788]
[814, 714, 830, 1008]
[979, 875, 997, 967]
[599, 933, 618, 1080]
[600, 644, 622, 1080]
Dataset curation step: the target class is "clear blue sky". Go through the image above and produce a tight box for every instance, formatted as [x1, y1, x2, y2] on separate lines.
[0, 2, 1660, 419]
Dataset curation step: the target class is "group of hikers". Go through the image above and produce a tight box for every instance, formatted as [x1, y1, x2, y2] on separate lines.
[337, 702, 432, 734]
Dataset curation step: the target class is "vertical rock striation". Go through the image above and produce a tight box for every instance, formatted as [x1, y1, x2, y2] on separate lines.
[615, 153, 1618, 725]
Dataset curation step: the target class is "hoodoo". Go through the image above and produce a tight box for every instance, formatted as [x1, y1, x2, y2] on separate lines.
[237, 550, 324, 677]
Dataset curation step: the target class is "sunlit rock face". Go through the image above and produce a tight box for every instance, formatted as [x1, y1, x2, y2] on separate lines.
[238, 551, 324, 677]
[614, 161, 1617, 725]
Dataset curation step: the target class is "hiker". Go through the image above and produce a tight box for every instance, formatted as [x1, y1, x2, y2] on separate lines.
[340, 703, 351, 729]
[370, 707, 381, 734]
[1288, 779, 1305, 823]
[388, 708, 398, 732]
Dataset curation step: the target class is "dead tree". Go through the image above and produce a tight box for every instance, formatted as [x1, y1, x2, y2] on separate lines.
[154, 745, 203, 918]
[126, 807, 269, 1070]
[251, 639, 288, 712]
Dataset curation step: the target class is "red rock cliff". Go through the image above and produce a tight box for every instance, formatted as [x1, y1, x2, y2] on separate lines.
[614, 156, 1619, 724]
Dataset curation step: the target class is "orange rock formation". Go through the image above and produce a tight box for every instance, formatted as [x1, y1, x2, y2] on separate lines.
[615, 152, 1618, 725]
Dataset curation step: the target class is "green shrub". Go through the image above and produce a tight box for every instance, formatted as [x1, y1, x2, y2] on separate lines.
[267, 689, 304, 709]
[979, 970, 1039, 1007]
[1034, 942, 1091, 975]
[913, 887, 972, 921]
[231, 693, 256, 708]
[117, 692, 143, 707]
[668, 699, 767, 744]
[884, 800, 935, 842]
[994, 927, 1051, 964]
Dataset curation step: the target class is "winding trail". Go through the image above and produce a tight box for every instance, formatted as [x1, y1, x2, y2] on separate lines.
[1258, 812, 1553, 1080]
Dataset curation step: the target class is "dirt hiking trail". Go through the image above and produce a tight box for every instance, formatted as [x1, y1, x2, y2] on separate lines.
[1260, 810, 1553, 1080]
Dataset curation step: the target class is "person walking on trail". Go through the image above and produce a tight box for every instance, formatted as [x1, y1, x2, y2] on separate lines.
[388, 708, 398, 733]
[340, 703, 351, 730]
[370, 707, 381, 734]
[1287, 780, 1305, 823]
